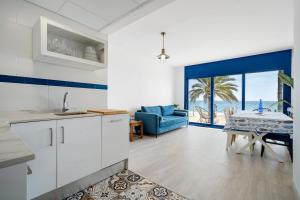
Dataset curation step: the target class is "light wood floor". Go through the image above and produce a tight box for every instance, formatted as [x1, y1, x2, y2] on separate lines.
[129, 126, 297, 200]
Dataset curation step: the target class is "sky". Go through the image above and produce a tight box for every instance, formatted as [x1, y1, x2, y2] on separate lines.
[245, 71, 278, 101]
[189, 70, 279, 102]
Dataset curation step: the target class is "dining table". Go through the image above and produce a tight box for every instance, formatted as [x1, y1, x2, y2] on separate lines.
[224, 110, 293, 162]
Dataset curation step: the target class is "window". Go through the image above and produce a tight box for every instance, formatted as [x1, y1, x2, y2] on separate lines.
[245, 71, 283, 112]
[213, 75, 242, 125]
[188, 78, 211, 124]
[187, 72, 283, 126]
[184, 50, 292, 128]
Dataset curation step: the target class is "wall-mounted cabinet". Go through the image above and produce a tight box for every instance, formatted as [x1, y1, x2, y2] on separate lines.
[33, 17, 107, 71]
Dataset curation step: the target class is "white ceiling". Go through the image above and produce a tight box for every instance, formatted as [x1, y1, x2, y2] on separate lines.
[25, 0, 174, 33]
[109, 0, 294, 68]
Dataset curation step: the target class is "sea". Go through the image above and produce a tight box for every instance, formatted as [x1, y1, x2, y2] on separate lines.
[188, 100, 279, 112]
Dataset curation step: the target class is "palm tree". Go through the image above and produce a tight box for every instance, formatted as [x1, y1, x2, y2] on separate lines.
[189, 76, 238, 118]
[270, 71, 294, 109]
[277, 71, 283, 112]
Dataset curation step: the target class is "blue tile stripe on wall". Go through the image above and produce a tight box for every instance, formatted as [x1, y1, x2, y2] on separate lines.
[0, 74, 108, 90]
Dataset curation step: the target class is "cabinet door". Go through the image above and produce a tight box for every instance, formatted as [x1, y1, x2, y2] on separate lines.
[102, 114, 129, 168]
[11, 121, 57, 199]
[56, 117, 101, 187]
[0, 163, 27, 200]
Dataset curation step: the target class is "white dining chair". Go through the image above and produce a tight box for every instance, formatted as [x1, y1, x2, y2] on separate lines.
[224, 108, 254, 153]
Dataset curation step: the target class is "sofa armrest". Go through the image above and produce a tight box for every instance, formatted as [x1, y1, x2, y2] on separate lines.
[135, 112, 160, 134]
[174, 109, 188, 117]
[175, 109, 189, 113]
[173, 111, 187, 117]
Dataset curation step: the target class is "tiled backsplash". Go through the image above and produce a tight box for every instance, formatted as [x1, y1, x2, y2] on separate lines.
[0, 82, 107, 111]
[0, 1, 108, 111]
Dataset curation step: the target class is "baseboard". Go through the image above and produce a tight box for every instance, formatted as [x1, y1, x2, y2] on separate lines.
[34, 160, 127, 200]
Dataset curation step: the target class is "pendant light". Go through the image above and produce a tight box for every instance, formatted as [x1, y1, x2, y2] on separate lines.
[157, 32, 170, 61]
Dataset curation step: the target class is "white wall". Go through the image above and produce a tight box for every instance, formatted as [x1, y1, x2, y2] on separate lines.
[107, 34, 174, 112]
[293, 0, 300, 197]
[173, 67, 184, 109]
[0, 0, 107, 111]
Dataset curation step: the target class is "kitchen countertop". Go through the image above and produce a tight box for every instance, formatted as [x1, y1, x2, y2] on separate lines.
[0, 110, 101, 124]
[87, 108, 129, 115]
[0, 123, 34, 169]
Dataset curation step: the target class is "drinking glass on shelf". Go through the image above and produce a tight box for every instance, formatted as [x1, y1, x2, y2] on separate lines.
[76, 48, 83, 58]
[66, 46, 72, 56]
[61, 39, 67, 54]
[52, 38, 60, 53]
[47, 38, 52, 51]
[72, 48, 76, 57]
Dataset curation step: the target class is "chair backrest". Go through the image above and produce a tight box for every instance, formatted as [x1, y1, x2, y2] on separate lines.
[195, 106, 209, 118]
[231, 107, 238, 114]
[224, 108, 232, 123]
[287, 107, 293, 118]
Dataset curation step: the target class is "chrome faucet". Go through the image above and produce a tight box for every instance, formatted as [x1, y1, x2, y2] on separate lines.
[62, 92, 69, 112]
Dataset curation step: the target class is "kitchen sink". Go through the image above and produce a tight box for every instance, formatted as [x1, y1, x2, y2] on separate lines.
[54, 111, 89, 116]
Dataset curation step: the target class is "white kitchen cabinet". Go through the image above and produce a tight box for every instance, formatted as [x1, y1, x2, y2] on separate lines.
[11, 121, 57, 200]
[0, 163, 27, 200]
[102, 114, 129, 168]
[9, 114, 129, 198]
[56, 116, 101, 187]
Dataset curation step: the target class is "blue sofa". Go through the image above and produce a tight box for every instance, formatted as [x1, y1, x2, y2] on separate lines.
[135, 105, 188, 137]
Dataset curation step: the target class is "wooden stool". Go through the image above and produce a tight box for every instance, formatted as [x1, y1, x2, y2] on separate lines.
[129, 120, 144, 142]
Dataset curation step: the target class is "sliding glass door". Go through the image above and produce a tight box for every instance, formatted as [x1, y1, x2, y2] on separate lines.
[213, 75, 242, 126]
[188, 78, 211, 124]
[184, 50, 291, 128]
[186, 70, 286, 127]
[187, 75, 242, 126]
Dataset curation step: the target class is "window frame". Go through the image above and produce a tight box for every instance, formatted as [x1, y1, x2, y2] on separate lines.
[184, 50, 292, 128]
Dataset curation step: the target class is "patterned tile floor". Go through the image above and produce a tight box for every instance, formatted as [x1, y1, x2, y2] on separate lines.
[64, 170, 189, 200]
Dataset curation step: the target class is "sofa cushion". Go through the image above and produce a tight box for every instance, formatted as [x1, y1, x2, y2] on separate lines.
[161, 105, 175, 116]
[160, 116, 187, 128]
[141, 106, 162, 116]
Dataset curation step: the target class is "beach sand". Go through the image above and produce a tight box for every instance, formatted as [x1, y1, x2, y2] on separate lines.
[189, 111, 226, 125]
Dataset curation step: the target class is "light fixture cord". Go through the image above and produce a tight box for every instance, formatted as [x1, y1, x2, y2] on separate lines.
[163, 33, 165, 49]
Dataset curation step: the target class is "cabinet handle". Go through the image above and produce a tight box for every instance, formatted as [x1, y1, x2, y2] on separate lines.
[110, 119, 122, 123]
[27, 165, 32, 175]
[49, 128, 53, 146]
[61, 126, 65, 144]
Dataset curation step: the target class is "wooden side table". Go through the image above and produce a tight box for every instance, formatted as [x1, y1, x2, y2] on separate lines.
[129, 120, 144, 142]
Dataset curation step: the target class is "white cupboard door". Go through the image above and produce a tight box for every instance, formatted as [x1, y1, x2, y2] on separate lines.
[11, 121, 57, 199]
[56, 117, 101, 187]
[0, 163, 27, 200]
[102, 114, 129, 168]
